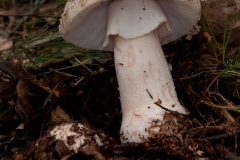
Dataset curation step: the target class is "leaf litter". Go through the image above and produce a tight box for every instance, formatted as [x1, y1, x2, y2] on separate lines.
[0, 0, 240, 159]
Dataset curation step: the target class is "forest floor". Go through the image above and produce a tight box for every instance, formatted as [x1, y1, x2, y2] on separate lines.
[0, 0, 240, 159]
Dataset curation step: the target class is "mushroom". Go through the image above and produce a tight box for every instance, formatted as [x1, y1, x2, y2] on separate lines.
[59, 0, 201, 143]
[50, 122, 104, 153]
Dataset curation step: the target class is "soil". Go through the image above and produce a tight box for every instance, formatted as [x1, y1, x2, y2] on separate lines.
[0, 0, 240, 159]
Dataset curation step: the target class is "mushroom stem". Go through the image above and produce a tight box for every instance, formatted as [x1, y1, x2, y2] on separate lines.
[114, 31, 186, 143]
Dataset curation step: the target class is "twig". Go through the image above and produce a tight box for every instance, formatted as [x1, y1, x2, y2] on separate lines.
[201, 100, 234, 109]
[0, 86, 9, 94]
[8, 0, 47, 37]
[146, 89, 153, 99]
[20, 46, 50, 84]
[72, 55, 94, 74]
[215, 144, 240, 160]
[0, 105, 15, 118]
[154, 100, 187, 117]
[0, 14, 60, 18]
[0, 28, 57, 53]
[34, 59, 92, 77]
[50, 68, 79, 78]
[174, 71, 207, 80]
[222, 148, 240, 160]
[138, 135, 170, 159]
[40, 77, 70, 136]
[204, 75, 219, 95]
[200, 129, 240, 142]
[23, 28, 57, 44]
[74, 77, 85, 86]
[0, 47, 12, 53]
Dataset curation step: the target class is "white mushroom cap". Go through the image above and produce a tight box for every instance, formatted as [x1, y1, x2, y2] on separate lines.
[59, 0, 201, 51]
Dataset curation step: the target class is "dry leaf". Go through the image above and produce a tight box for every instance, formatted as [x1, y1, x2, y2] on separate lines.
[0, 36, 12, 52]
[51, 106, 72, 124]
[15, 123, 24, 130]
[81, 144, 105, 160]
[53, 88, 61, 98]
[8, 99, 15, 107]
[196, 150, 204, 156]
